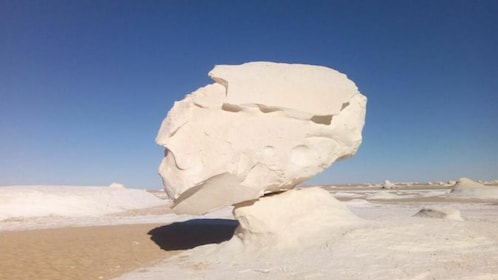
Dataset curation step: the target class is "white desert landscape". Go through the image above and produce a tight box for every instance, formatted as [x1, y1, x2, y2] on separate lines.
[3, 0, 498, 278]
[0, 62, 498, 280]
[2, 62, 497, 280]
[1, 179, 498, 280]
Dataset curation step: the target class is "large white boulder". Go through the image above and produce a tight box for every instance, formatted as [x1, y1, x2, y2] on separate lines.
[156, 62, 367, 214]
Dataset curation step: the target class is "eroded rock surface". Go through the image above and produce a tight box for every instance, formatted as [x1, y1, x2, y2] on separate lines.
[449, 177, 498, 199]
[230, 187, 361, 250]
[156, 62, 367, 214]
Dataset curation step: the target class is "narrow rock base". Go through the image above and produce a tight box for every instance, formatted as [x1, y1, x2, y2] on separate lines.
[230, 187, 360, 250]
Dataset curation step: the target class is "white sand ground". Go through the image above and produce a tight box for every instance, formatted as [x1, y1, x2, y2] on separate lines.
[1, 183, 497, 279]
[0, 185, 167, 219]
[0, 185, 234, 231]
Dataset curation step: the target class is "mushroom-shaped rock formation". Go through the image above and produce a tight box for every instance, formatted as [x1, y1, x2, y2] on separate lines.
[156, 62, 367, 215]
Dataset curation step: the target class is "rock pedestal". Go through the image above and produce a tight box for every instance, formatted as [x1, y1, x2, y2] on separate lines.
[230, 187, 360, 250]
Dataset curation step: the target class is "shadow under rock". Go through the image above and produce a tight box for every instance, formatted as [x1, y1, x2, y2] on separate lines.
[148, 219, 239, 251]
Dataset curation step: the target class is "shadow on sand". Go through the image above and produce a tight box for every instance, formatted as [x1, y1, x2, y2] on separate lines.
[148, 219, 239, 251]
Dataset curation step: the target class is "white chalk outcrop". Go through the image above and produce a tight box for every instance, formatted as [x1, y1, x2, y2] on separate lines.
[156, 62, 367, 215]
[449, 177, 498, 199]
[229, 187, 360, 250]
[382, 180, 396, 189]
[109, 182, 125, 188]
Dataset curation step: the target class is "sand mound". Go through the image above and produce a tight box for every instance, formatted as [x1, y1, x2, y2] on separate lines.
[453, 177, 486, 189]
[449, 177, 498, 199]
[0, 186, 167, 221]
[413, 208, 463, 221]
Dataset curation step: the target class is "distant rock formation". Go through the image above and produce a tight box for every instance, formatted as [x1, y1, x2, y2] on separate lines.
[156, 62, 367, 215]
[453, 177, 486, 189]
[382, 180, 396, 189]
[449, 177, 498, 199]
[109, 182, 125, 188]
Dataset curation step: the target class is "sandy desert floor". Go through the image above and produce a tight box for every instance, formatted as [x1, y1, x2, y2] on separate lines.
[1, 184, 498, 280]
[0, 223, 176, 280]
[0, 190, 235, 280]
[117, 186, 498, 280]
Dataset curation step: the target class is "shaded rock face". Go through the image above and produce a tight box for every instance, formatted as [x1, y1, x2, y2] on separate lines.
[156, 62, 367, 215]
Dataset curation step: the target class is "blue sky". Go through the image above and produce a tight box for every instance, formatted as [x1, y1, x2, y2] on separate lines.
[1, 0, 497, 188]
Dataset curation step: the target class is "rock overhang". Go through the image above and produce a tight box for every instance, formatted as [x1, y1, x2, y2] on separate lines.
[156, 61, 367, 215]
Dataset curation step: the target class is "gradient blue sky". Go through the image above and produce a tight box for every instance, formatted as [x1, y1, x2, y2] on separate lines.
[1, 0, 497, 188]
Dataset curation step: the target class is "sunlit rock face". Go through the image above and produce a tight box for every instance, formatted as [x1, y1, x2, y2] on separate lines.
[231, 187, 361, 250]
[449, 177, 498, 199]
[156, 62, 367, 215]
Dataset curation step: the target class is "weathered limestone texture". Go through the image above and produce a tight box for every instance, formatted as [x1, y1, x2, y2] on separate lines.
[231, 187, 361, 250]
[156, 62, 367, 214]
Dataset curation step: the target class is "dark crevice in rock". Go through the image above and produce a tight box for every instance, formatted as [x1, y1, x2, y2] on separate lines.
[341, 102, 350, 111]
[221, 103, 243, 112]
[256, 104, 280, 113]
[310, 115, 333, 125]
[193, 103, 204, 108]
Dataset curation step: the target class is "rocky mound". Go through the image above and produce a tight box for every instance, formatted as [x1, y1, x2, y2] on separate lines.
[413, 208, 463, 221]
[450, 177, 498, 199]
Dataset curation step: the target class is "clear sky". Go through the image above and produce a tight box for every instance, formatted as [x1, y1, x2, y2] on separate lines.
[1, 0, 497, 188]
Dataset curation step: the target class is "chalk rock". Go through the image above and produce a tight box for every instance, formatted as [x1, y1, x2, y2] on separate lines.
[413, 208, 463, 221]
[109, 182, 125, 188]
[156, 62, 367, 214]
[231, 187, 360, 250]
[382, 180, 396, 189]
[449, 177, 498, 199]
[452, 177, 486, 189]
